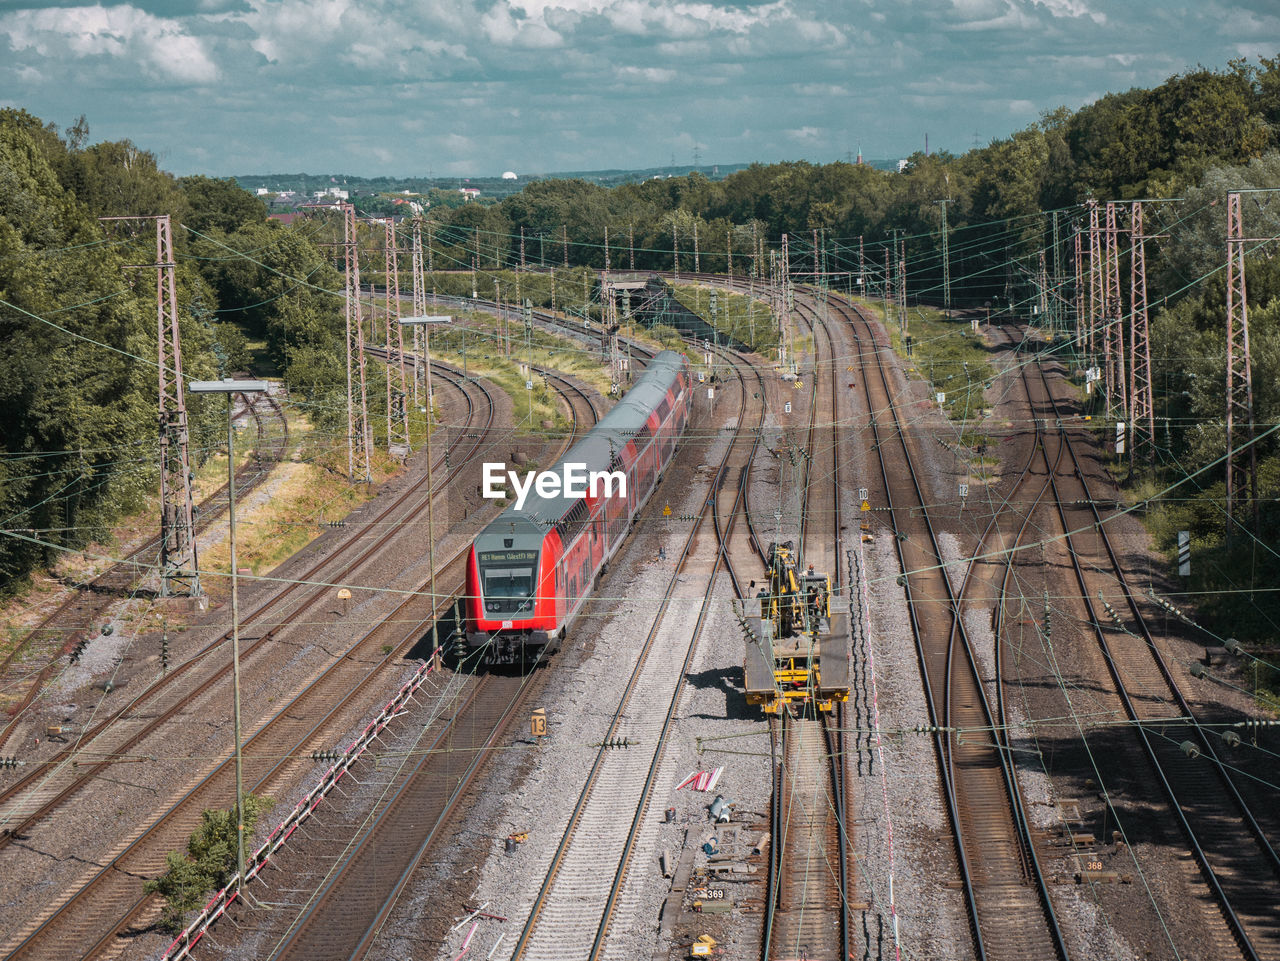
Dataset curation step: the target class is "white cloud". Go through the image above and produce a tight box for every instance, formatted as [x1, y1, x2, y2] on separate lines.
[1029, 0, 1105, 23]
[481, 3, 564, 47]
[793, 83, 852, 97]
[503, 0, 792, 38]
[0, 0, 1271, 176]
[1, 4, 219, 83]
[615, 65, 677, 83]
[948, 0, 1035, 31]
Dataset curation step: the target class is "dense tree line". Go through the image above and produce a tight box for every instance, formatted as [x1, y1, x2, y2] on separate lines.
[0, 110, 348, 593]
[422, 59, 1280, 301]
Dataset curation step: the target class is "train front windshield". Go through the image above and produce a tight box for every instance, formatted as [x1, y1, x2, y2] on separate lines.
[478, 549, 538, 615]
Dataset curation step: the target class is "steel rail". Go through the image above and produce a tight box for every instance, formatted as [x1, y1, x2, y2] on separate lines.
[0, 391, 289, 754]
[1034, 354, 1276, 961]
[588, 342, 765, 959]
[510, 354, 753, 960]
[0, 367, 492, 847]
[154, 358, 599, 961]
[0, 371, 515, 960]
[836, 297, 1067, 961]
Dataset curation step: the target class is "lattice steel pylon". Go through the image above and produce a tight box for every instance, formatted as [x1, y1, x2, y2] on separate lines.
[781, 233, 793, 368]
[1128, 202, 1154, 465]
[154, 216, 200, 596]
[1074, 227, 1084, 357]
[1104, 201, 1126, 419]
[1051, 210, 1063, 333]
[896, 234, 908, 336]
[382, 218, 409, 453]
[1225, 191, 1258, 535]
[1037, 250, 1049, 325]
[605, 286, 622, 394]
[1088, 200, 1102, 367]
[937, 199, 951, 311]
[410, 216, 427, 408]
[883, 245, 893, 323]
[101, 215, 200, 596]
[342, 204, 372, 483]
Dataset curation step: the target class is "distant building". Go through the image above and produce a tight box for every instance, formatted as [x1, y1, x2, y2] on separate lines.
[268, 190, 301, 209]
[502, 171, 518, 180]
[312, 186, 349, 200]
[897, 159, 910, 173]
[459, 187, 481, 199]
[255, 187, 270, 196]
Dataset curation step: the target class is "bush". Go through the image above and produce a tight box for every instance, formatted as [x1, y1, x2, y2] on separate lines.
[145, 794, 274, 933]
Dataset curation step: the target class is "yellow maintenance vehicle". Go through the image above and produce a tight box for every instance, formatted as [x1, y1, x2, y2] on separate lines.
[743, 542, 850, 714]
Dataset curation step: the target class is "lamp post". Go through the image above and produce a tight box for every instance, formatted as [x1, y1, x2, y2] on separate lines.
[400, 315, 452, 660]
[189, 377, 269, 894]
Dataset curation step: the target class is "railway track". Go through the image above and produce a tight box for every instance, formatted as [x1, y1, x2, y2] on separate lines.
[213, 368, 605, 961]
[0, 366, 492, 848]
[0, 366, 513, 959]
[0, 390, 289, 754]
[759, 290, 850, 961]
[1023, 344, 1280, 961]
[510, 346, 765, 961]
[767, 712, 845, 960]
[835, 295, 1067, 961]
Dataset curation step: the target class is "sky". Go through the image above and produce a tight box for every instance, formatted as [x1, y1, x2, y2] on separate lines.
[1, 0, 1277, 178]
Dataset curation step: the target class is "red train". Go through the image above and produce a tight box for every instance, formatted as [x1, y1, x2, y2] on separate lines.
[464, 350, 692, 665]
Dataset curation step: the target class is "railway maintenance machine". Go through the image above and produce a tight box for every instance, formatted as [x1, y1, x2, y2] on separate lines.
[743, 542, 850, 714]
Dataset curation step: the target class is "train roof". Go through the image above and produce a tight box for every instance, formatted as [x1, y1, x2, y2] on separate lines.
[479, 349, 688, 537]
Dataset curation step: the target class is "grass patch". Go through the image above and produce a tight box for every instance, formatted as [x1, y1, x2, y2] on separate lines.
[864, 299, 995, 421]
[242, 337, 277, 377]
[197, 405, 393, 598]
[671, 283, 778, 356]
[426, 308, 667, 423]
[199, 456, 383, 592]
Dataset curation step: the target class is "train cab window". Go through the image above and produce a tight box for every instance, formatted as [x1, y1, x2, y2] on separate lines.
[478, 549, 538, 615]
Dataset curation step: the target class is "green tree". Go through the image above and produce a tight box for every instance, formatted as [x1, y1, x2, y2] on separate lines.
[0, 110, 222, 591]
[179, 175, 267, 234]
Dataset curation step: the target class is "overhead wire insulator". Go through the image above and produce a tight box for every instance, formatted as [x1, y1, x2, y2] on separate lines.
[311, 749, 343, 762]
[595, 737, 634, 749]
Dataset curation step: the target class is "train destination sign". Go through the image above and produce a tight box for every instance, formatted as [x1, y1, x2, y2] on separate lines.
[483, 462, 627, 511]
